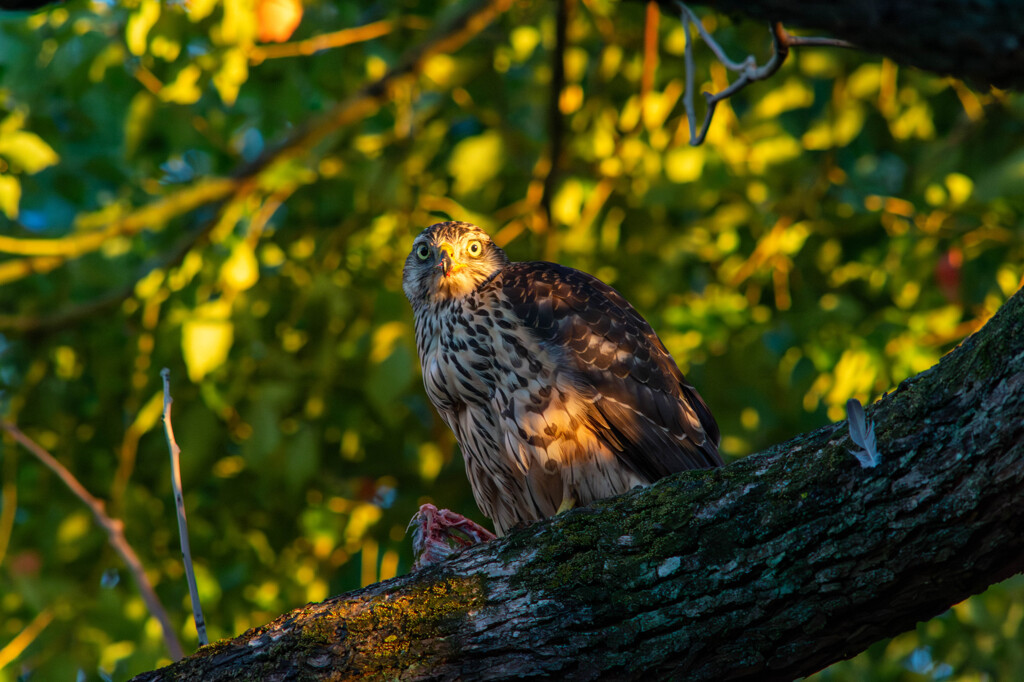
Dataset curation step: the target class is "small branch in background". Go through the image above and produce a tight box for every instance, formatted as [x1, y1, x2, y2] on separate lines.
[538, 0, 572, 260]
[249, 19, 397, 64]
[0, 608, 53, 670]
[675, 1, 856, 146]
[0, 421, 184, 660]
[0, 192, 241, 335]
[641, 1, 661, 101]
[161, 369, 208, 647]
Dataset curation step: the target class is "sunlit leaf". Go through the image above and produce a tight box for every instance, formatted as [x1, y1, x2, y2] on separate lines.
[510, 26, 540, 62]
[802, 104, 865, 149]
[213, 48, 249, 106]
[256, 0, 303, 44]
[754, 77, 814, 118]
[448, 130, 503, 195]
[0, 174, 21, 218]
[182, 303, 234, 382]
[185, 0, 218, 22]
[126, 0, 161, 57]
[665, 146, 705, 183]
[220, 241, 260, 292]
[0, 130, 59, 174]
[160, 64, 203, 104]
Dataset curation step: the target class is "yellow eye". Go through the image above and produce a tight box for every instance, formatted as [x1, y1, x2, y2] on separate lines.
[416, 244, 430, 261]
[466, 240, 483, 258]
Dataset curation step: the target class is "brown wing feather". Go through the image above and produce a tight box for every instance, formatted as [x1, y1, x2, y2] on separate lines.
[494, 261, 722, 481]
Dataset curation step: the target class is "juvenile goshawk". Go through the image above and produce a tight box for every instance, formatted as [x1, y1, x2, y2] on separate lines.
[403, 221, 722, 536]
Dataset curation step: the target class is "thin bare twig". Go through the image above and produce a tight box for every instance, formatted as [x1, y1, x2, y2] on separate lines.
[161, 368, 208, 647]
[785, 36, 858, 49]
[0, 421, 184, 660]
[675, 2, 856, 146]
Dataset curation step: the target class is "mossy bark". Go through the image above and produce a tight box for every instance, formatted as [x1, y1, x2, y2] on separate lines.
[659, 0, 1024, 89]
[132, 288, 1024, 681]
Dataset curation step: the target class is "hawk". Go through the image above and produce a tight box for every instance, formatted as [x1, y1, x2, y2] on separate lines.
[403, 221, 722, 536]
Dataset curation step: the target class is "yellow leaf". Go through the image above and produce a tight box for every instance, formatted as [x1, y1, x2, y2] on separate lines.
[0, 131, 59, 174]
[945, 173, 973, 205]
[182, 304, 234, 382]
[345, 503, 382, 544]
[124, 92, 156, 158]
[369, 321, 408, 364]
[217, 0, 257, 45]
[57, 511, 91, 545]
[0, 174, 21, 219]
[748, 135, 802, 174]
[213, 48, 248, 106]
[754, 77, 814, 118]
[220, 241, 259, 291]
[128, 391, 165, 437]
[126, 0, 161, 56]
[99, 642, 136, 673]
[510, 26, 539, 62]
[160, 64, 203, 104]
[802, 104, 865, 150]
[422, 54, 455, 86]
[0, 109, 26, 136]
[447, 130, 503, 195]
[665, 147, 705, 183]
[826, 348, 877, 408]
[89, 43, 126, 83]
[186, 0, 218, 22]
[552, 179, 584, 227]
[151, 35, 181, 62]
[134, 268, 166, 301]
[418, 443, 443, 482]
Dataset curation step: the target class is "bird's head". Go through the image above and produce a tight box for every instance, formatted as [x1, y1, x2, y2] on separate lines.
[403, 221, 509, 306]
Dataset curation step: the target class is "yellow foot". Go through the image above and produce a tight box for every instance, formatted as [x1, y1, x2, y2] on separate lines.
[556, 497, 577, 515]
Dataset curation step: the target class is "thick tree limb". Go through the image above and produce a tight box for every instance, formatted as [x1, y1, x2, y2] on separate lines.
[669, 0, 1024, 89]
[132, 287, 1024, 680]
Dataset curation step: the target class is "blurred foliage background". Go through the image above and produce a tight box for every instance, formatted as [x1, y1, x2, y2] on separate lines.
[0, 0, 1021, 679]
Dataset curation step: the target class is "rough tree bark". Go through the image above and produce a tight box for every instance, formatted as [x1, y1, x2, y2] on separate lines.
[132, 287, 1024, 680]
[672, 0, 1024, 89]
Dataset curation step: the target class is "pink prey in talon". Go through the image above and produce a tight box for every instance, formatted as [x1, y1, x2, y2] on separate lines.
[408, 503, 497, 570]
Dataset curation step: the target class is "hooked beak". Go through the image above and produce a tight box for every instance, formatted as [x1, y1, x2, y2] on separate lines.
[435, 242, 463, 278]
[436, 251, 453, 277]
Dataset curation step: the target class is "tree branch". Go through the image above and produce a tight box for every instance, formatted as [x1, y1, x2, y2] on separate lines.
[131, 287, 1024, 680]
[678, 5, 855, 145]
[1, 422, 184, 661]
[658, 0, 1024, 89]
